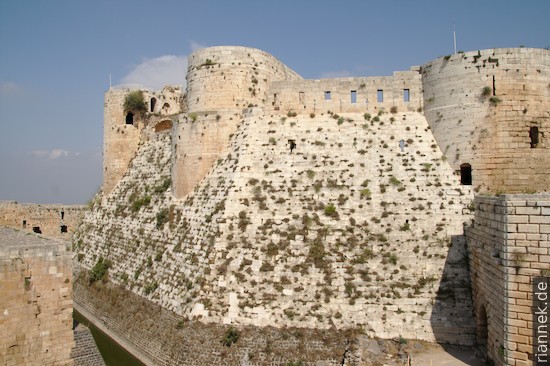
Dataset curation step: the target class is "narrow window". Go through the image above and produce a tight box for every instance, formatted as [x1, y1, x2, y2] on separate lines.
[324, 91, 331, 100]
[125, 112, 134, 125]
[273, 93, 279, 110]
[350, 90, 357, 104]
[404, 89, 410, 102]
[150, 97, 157, 112]
[60, 225, 68, 233]
[377, 90, 384, 103]
[299, 92, 305, 104]
[22, 220, 26, 228]
[530, 127, 539, 148]
[33, 226, 42, 234]
[460, 163, 472, 185]
[492, 76, 496, 96]
[61, 211, 64, 220]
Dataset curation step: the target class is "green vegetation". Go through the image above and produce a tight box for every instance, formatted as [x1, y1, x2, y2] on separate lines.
[154, 178, 171, 193]
[131, 195, 151, 212]
[144, 282, 158, 295]
[124, 91, 146, 112]
[222, 327, 240, 347]
[156, 208, 169, 229]
[89, 257, 112, 284]
[489, 96, 502, 105]
[482, 86, 492, 96]
[324, 203, 337, 217]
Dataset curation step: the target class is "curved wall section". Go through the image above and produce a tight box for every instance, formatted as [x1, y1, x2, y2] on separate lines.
[186, 46, 302, 113]
[422, 48, 550, 193]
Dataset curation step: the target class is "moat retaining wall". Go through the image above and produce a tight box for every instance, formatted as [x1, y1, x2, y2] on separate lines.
[466, 194, 550, 366]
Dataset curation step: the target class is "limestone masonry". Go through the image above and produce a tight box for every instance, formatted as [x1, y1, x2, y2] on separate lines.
[75, 46, 548, 365]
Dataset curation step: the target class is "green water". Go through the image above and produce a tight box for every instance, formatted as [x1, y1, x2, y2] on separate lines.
[73, 310, 145, 366]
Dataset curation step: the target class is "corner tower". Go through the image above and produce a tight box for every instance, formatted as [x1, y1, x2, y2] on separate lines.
[422, 48, 550, 193]
[172, 46, 302, 198]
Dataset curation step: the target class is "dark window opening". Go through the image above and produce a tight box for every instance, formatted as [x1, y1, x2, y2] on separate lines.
[61, 211, 64, 220]
[377, 89, 384, 103]
[162, 103, 170, 112]
[324, 91, 331, 101]
[288, 139, 296, 153]
[492, 76, 496, 96]
[350, 90, 357, 104]
[460, 163, 472, 185]
[33, 226, 42, 234]
[22, 220, 26, 228]
[404, 89, 410, 102]
[60, 225, 68, 233]
[530, 127, 539, 148]
[125, 112, 134, 125]
[150, 97, 157, 112]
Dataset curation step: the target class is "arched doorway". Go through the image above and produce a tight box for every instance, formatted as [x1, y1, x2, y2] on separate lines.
[460, 163, 472, 185]
[150, 97, 157, 112]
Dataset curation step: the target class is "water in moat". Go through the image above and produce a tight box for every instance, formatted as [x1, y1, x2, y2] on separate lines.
[73, 310, 145, 366]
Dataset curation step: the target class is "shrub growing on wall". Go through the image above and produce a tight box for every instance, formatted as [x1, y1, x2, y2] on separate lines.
[124, 91, 146, 112]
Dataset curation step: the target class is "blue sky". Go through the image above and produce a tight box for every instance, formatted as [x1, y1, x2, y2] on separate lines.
[1, 0, 548, 204]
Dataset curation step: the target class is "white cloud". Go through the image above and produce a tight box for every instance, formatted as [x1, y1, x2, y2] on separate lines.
[319, 70, 354, 79]
[30, 149, 72, 160]
[0, 81, 23, 96]
[120, 55, 187, 90]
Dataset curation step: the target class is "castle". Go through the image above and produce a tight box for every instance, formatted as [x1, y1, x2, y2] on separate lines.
[74, 46, 549, 365]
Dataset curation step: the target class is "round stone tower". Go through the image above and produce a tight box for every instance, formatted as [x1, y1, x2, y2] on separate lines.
[172, 46, 302, 198]
[422, 48, 550, 193]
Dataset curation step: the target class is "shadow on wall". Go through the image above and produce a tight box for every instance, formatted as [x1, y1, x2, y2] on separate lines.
[430, 234, 478, 360]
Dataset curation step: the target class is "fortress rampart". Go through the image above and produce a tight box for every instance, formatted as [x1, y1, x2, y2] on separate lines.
[103, 86, 184, 194]
[422, 48, 550, 193]
[88, 45, 549, 365]
[0, 227, 74, 365]
[266, 69, 423, 115]
[0, 201, 85, 239]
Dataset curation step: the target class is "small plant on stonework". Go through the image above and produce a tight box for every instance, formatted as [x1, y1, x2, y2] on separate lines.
[337, 117, 344, 125]
[482, 86, 492, 96]
[389, 176, 401, 186]
[89, 257, 112, 284]
[489, 96, 501, 106]
[360, 189, 372, 199]
[364, 113, 371, 121]
[269, 137, 277, 145]
[510, 251, 526, 273]
[223, 327, 240, 347]
[400, 223, 410, 231]
[310, 113, 315, 118]
[324, 203, 337, 217]
[156, 208, 169, 229]
[188, 112, 198, 122]
[307, 170, 316, 179]
[124, 91, 146, 113]
[286, 361, 304, 366]
[144, 282, 158, 295]
[390, 106, 398, 114]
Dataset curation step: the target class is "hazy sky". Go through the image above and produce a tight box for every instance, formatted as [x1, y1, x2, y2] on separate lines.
[1, 0, 548, 204]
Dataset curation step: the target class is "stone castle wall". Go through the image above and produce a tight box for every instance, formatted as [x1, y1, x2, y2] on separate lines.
[422, 48, 550, 193]
[0, 201, 85, 239]
[0, 227, 74, 365]
[172, 47, 302, 198]
[103, 86, 184, 195]
[466, 194, 550, 365]
[266, 69, 422, 115]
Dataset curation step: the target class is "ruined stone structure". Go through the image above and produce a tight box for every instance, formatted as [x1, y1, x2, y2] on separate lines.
[74, 46, 548, 365]
[0, 227, 105, 365]
[0, 201, 85, 239]
[0, 226, 74, 365]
